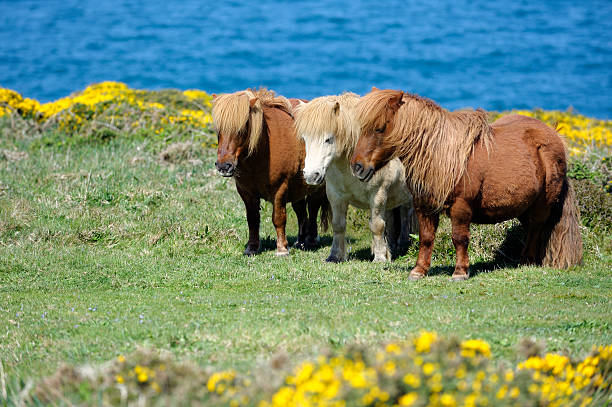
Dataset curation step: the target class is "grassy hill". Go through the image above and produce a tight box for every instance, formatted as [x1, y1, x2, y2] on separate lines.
[1, 83, 610, 405]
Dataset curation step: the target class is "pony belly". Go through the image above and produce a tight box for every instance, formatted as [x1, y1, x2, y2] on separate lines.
[326, 181, 371, 210]
[472, 188, 538, 224]
[325, 163, 373, 209]
[471, 207, 527, 224]
[469, 151, 543, 224]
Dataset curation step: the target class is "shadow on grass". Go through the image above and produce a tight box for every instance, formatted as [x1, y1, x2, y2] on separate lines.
[342, 237, 417, 262]
[392, 222, 526, 278]
[256, 234, 334, 253]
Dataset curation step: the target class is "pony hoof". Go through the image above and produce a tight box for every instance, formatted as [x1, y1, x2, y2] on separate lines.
[293, 241, 306, 250]
[244, 248, 259, 256]
[451, 273, 469, 281]
[373, 257, 389, 263]
[275, 249, 290, 257]
[325, 255, 343, 263]
[408, 271, 425, 281]
[304, 236, 320, 250]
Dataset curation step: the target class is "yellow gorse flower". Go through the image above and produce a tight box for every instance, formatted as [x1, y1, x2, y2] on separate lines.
[414, 331, 437, 353]
[0, 82, 214, 137]
[207, 370, 236, 394]
[492, 109, 612, 156]
[460, 339, 492, 358]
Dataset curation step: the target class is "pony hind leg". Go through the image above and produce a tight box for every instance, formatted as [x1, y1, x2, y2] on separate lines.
[305, 190, 325, 249]
[520, 200, 551, 265]
[371, 206, 392, 262]
[237, 186, 260, 256]
[272, 183, 290, 256]
[292, 199, 308, 250]
[409, 208, 440, 280]
[449, 200, 472, 281]
[327, 199, 348, 262]
[383, 208, 400, 255]
[400, 204, 419, 244]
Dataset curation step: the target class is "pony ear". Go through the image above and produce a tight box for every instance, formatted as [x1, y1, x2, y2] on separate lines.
[249, 97, 259, 108]
[333, 101, 340, 115]
[371, 86, 380, 92]
[387, 91, 404, 113]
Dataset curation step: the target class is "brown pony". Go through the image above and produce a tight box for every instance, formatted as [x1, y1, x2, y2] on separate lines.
[213, 88, 329, 256]
[351, 88, 583, 280]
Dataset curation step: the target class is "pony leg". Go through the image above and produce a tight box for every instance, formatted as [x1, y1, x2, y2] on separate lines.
[521, 219, 547, 265]
[400, 204, 419, 241]
[409, 208, 440, 280]
[327, 199, 348, 262]
[292, 199, 308, 250]
[272, 184, 290, 256]
[384, 208, 401, 255]
[305, 191, 324, 249]
[237, 186, 260, 256]
[520, 201, 550, 265]
[450, 200, 472, 281]
[371, 205, 391, 262]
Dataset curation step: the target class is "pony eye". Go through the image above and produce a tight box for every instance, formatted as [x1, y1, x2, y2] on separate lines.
[375, 124, 386, 134]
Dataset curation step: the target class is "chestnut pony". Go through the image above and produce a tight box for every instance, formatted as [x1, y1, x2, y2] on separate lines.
[351, 89, 582, 280]
[213, 89, 329, 256]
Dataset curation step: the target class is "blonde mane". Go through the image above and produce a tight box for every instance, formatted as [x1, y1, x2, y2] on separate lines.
[212, 88, 293, 156]
[356, 90, 493, 210]
[294, 92, 361, 157]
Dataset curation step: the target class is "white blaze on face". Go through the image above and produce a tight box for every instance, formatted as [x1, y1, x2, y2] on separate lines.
[302, 132, 336, 185]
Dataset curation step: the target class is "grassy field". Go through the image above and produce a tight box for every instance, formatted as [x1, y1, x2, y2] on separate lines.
[0, 84, 611, 405]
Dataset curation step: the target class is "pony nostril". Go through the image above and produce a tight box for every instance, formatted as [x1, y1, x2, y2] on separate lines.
[353, 163, 363, 175]
[313, 171, 320, 180]
[216, 162, 234, 173]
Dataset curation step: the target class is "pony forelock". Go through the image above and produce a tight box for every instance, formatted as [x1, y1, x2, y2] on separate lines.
[294, 92, 361, 157]
[212, 88, 293, 156]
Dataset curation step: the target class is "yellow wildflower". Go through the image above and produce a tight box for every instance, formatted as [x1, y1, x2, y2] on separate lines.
[398, 392, 418, 406]
[414, 331, 437, 353]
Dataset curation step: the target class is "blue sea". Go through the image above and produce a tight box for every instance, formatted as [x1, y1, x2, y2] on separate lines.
[1, 0, 611, 117]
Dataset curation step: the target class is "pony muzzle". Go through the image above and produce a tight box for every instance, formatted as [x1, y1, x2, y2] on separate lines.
[303, 169, 324, 185]
[351, 162, 375, 182]
[215, 161, 235, 177]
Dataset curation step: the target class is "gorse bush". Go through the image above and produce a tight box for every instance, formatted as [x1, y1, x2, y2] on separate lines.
[19, 333, 612, 406]
[0, 82, 215, 147]
[572, 179, 612, 235]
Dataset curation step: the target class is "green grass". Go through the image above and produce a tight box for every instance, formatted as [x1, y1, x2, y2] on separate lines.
[1, 124, 611, 391]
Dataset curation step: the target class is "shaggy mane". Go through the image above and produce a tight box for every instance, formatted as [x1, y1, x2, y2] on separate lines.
[294, 92, 361, 157]
[212, 88, 293, 156]
[356, 89, 493, 210]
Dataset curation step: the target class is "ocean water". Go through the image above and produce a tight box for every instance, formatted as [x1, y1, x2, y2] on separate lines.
[1, 0, 611, 117]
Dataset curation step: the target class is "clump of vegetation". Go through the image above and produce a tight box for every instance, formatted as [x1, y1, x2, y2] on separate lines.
[17, 333, 612, 406]
[572, 179, 612, 236]
[0, 82, 216, 148]
[158, 141, 205, 165]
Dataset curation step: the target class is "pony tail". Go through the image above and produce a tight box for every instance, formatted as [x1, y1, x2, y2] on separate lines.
[540, 180, 583, 268]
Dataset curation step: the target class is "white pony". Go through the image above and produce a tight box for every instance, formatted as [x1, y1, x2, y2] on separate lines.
[294, 93, 417, 262]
